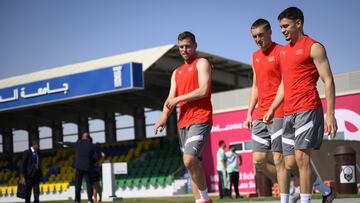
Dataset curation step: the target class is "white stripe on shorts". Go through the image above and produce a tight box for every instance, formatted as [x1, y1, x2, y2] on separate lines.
[271, 129, 283, 142]
[185, 135, 203, 146]
[282, 137, 295, 146]
[252, 134, 270, 146]
[295, 121, 314, 137]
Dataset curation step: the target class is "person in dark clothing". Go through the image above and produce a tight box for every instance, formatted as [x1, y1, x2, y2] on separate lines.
[20, 139, 42, 203]
[58, 132, 99, 203]
[88, 136, 106, 203]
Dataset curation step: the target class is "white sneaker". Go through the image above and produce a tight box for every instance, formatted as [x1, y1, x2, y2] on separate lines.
[289, 183, 300, 203]
[289, 192, 300, 203]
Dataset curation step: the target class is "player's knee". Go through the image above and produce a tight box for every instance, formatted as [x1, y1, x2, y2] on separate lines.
[253, 158, 266, 170]
[272, 153, 283, 166]
[284, 159, 296, 171]
[295, 152, 310, 168]
[183, 156, 196, 169]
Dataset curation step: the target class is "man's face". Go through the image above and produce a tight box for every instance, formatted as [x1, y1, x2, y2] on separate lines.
[251, 25, 272, 50]
[82, 132, 89, 140]
[279, 18, 301, 42]
[178, 38, 197, 61]
[32, 144, 39, 151]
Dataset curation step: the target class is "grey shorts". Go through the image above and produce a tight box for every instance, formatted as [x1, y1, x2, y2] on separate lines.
[282, 107, 324, 156]
[252, 118, 283, 152]
[179, 123, 212, 158]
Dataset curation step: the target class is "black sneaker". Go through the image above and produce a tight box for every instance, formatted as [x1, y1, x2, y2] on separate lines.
[322, 187, 337, 203]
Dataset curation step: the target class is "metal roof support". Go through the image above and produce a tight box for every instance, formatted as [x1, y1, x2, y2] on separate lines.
[134, 107, 146, 141]
[52, 120, 63, 149]
[77, 116, 89, 138]
[28, 124, 39, 148]
[104, 112, 116, 143]
[1, 128, 13, 155]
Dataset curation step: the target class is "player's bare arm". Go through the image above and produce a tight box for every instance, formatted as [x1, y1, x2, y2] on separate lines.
[311, 42, 338, 137]
[153, 70, 177, 134]
[263, 80, 284, 123]
[245, 66, 258, 129]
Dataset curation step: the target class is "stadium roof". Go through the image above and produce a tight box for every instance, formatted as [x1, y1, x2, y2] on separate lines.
[0, 44, 252, 129]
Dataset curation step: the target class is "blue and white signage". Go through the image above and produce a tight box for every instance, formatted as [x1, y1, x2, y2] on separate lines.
[0, 62, 143, 112]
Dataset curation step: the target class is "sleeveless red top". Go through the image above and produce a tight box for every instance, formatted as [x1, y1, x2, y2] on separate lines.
[252, 43, 284, 119]
[175, 57, 213, 128]
[280, 35, 322, 115]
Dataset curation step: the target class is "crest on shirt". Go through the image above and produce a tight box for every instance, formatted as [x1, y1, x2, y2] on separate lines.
[296, 49, 303, 55]
[255, 57, 260, 63]
[281, 50, 286, 56]
[268, 56, 275, 62]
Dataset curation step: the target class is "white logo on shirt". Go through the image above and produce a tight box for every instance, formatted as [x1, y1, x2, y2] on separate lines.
[178, 70, 182, 74]
[188, 66, 193, 71]
[268, 56, 275, 62]
[255, 57, 260, 63]
[296, 49, 304, 55]
[281, 51, 286, 55]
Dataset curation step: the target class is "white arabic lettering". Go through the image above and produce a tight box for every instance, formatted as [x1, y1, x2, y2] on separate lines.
[0, 89, 18, 103]
[0, 83, 69, 103]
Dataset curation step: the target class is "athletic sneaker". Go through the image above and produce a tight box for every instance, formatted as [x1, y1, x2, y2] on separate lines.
[196, 199, 213, 203]
[289, 192, 300, 203]
[289, 183, 300, 203]
[322, 187, 337, 203]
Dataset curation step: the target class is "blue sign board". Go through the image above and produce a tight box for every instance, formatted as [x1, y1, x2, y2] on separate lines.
[0, 62, 143, 112]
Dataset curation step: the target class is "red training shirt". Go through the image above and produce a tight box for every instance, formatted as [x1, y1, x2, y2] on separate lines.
[175, 57, 213, 128]
[280, 35, 322, 115]
[252, 42, 284, 119]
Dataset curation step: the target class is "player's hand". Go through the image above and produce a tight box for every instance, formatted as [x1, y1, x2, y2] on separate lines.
[325, 113, 337, 139]
[245, 114, 253, 129]
[263, 109, 274, 124]
[165, 98, 178, 110]
[153, 119, 166, 135]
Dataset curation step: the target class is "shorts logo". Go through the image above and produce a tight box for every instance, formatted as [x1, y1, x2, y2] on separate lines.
[304, 138, 310, 142]
[192, 147, 198, 151]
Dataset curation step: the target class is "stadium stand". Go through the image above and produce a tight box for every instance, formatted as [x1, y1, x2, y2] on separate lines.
[0, 137, 183, 198]
[114, 138, 182, 189]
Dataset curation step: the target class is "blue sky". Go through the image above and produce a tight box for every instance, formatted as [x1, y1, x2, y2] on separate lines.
[0, 0, 359, 80]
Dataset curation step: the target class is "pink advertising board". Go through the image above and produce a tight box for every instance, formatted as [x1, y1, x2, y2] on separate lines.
[203, 92, 360, 193]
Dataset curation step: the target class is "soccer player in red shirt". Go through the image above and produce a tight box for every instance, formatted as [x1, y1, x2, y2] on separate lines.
[246, 18, 290, 203]
[154, 31, 213, 203]
[264, 7, 337, 203]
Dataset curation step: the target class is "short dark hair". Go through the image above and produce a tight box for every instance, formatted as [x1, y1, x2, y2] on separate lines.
[251, 18, 271, 30]
[278, 7, 304, 24]
[178, 31, 196, 43]
[30, 139, 39, 146]
[219, 140, 225, 147]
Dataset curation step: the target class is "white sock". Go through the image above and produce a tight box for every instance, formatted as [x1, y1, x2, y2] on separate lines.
[313, 176, 331, 196]
[300, 193, 312, 203]
[199, 189, 209, 200]
[280, 193, 289, 203]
